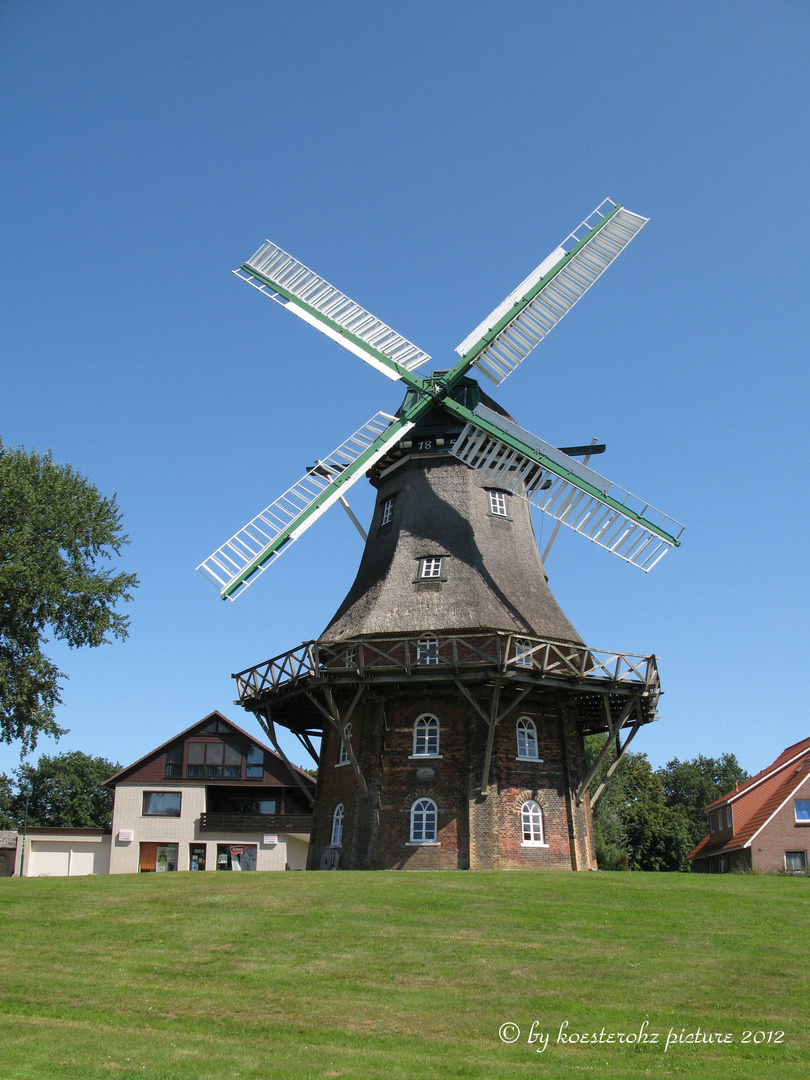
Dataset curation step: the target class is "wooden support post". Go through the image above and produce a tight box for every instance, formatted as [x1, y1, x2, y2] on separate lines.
[306, 685, 369, 798]
[254, 709, 316, 808]
[590, 720, 642, 808]
[575, 695, 638, 804]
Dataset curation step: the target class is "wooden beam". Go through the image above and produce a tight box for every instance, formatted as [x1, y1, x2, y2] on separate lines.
[589, 720, 642, 808]
[576, 695, 638, 804]
[254, 709, 315, 808]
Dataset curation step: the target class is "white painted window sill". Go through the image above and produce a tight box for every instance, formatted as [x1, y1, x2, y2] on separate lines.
[406, 841, 440, 847]
[409, 754, 443, 760]
[521, 841, 549, 848]
[516, 756, 543, 762]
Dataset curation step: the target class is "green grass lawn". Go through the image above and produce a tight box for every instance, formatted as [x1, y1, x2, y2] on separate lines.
[1, 870, 807, 1080]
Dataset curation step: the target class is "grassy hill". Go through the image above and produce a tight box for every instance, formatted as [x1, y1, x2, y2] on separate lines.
[1, 870, 808, 1079]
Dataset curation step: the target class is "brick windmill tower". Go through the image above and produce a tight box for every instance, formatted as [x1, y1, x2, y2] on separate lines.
[199, 200, 683, 870]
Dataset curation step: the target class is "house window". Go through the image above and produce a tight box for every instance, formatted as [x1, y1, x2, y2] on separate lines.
[489, 490, 508, 517]
[522, 801, 545, 845]
[419, 557, 444, 579]
[187, 740, 242, 779]
[189, 844, 206, 871]
[338, 723, 352, 766]
[410, 799, 437, 843]
[413, 714, 439, 757]
[344, 648, 357, 669]
[380, 497, 394, 527]
[514, 639, 534, 668]
[416, 636, 439, 665]
[726, 806, 733, 829]
[795, 800, 810, 823]
[216, 844, 257, 871]
[331, 804, 344, 847]
[142, 791, 181, 817]
[709, 812, 715, 833]
[516, 717, 539, 760]
[165, 745, 182, 777]
[784, 851, 807, 872]
[246, 744, 264, 779]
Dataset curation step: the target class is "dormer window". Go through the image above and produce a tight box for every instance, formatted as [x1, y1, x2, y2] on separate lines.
[380, 497, 395, 527]
[419, 557, 443, 579]
[489, 490, 508, 517]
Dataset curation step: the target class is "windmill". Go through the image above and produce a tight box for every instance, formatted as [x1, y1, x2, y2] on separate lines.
[198, 199, 682, 602]
[200, 199, 684, 871]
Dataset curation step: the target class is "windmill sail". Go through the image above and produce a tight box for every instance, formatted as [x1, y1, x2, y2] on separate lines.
[451, 405, 683, 571]
[198, 412, 413, 600]
[235, 241, 430, 381]
[454, 201, 648, 386]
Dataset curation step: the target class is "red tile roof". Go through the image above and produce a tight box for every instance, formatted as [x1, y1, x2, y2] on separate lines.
[689, 737, 810, 861]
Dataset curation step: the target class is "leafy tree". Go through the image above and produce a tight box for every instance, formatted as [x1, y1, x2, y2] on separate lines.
[0, 440, 138, 751]
[0, 771, 15, 830]
[9, 752, 121, 830]
[591, 750, 693, 871]
[658, 754, 749, 851]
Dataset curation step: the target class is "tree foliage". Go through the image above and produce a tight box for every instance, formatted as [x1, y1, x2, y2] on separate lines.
[659, 753, 749, 852]
[588, 745, 749, 872]
[2, 752, 121, 830]
[0, 440, 138, 751]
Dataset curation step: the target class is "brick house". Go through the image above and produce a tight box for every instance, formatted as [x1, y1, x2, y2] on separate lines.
[689, 737, 810, 873]
[105, 711, 315, 873]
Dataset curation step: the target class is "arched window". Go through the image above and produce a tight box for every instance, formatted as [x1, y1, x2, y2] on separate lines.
[410, 799, 437, 843]
[515, 639, 534, 667]
[521, 800, 544, 845]
[516, 717, 539, 760]
[338, 722, 352, 765]
[331, 804, 344, 847]
[416, 636, 439, 665]
[413, 714, 439, 756]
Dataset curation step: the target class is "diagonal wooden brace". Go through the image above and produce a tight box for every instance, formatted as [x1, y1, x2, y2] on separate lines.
[575, 694, 639, 805]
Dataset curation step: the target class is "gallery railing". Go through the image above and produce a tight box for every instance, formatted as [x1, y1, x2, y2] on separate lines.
[233, 632, 659, 707]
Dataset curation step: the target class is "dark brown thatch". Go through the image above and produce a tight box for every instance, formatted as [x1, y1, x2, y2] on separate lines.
[320, 452, 583, 645]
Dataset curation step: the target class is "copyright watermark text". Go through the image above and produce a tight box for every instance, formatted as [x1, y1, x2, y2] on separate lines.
[498, 1020, 785, 1053]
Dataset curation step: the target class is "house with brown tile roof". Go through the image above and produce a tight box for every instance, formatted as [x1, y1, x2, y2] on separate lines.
[689, 737, 810, 874]
[104, 711, 315, 874]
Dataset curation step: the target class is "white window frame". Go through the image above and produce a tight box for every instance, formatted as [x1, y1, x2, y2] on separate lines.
[380, 497, 394, 527]
[794, 799, 810, 823]
[726, 806, 733, 829]
[412, 714, 439, 757]
[337, 723, 352, 766]
[331, 804, 344, 847]
[709, 812, 715, 833]
[419, 557, 444, 579]
[489, 490, 508, 517]
[416, 636, 439, 665]
[516, 717, 540, 761]
[514, 639, 534, 668]
[409, 799, 438, 844]
[344, 648, 356, 669]
[521, 800, 547, 846]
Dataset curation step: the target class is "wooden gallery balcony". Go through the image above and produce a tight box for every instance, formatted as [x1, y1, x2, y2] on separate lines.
[198, 813, 314, 834]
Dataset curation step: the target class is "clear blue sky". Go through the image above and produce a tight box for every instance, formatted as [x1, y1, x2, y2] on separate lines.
[1, 1, 808, 781]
